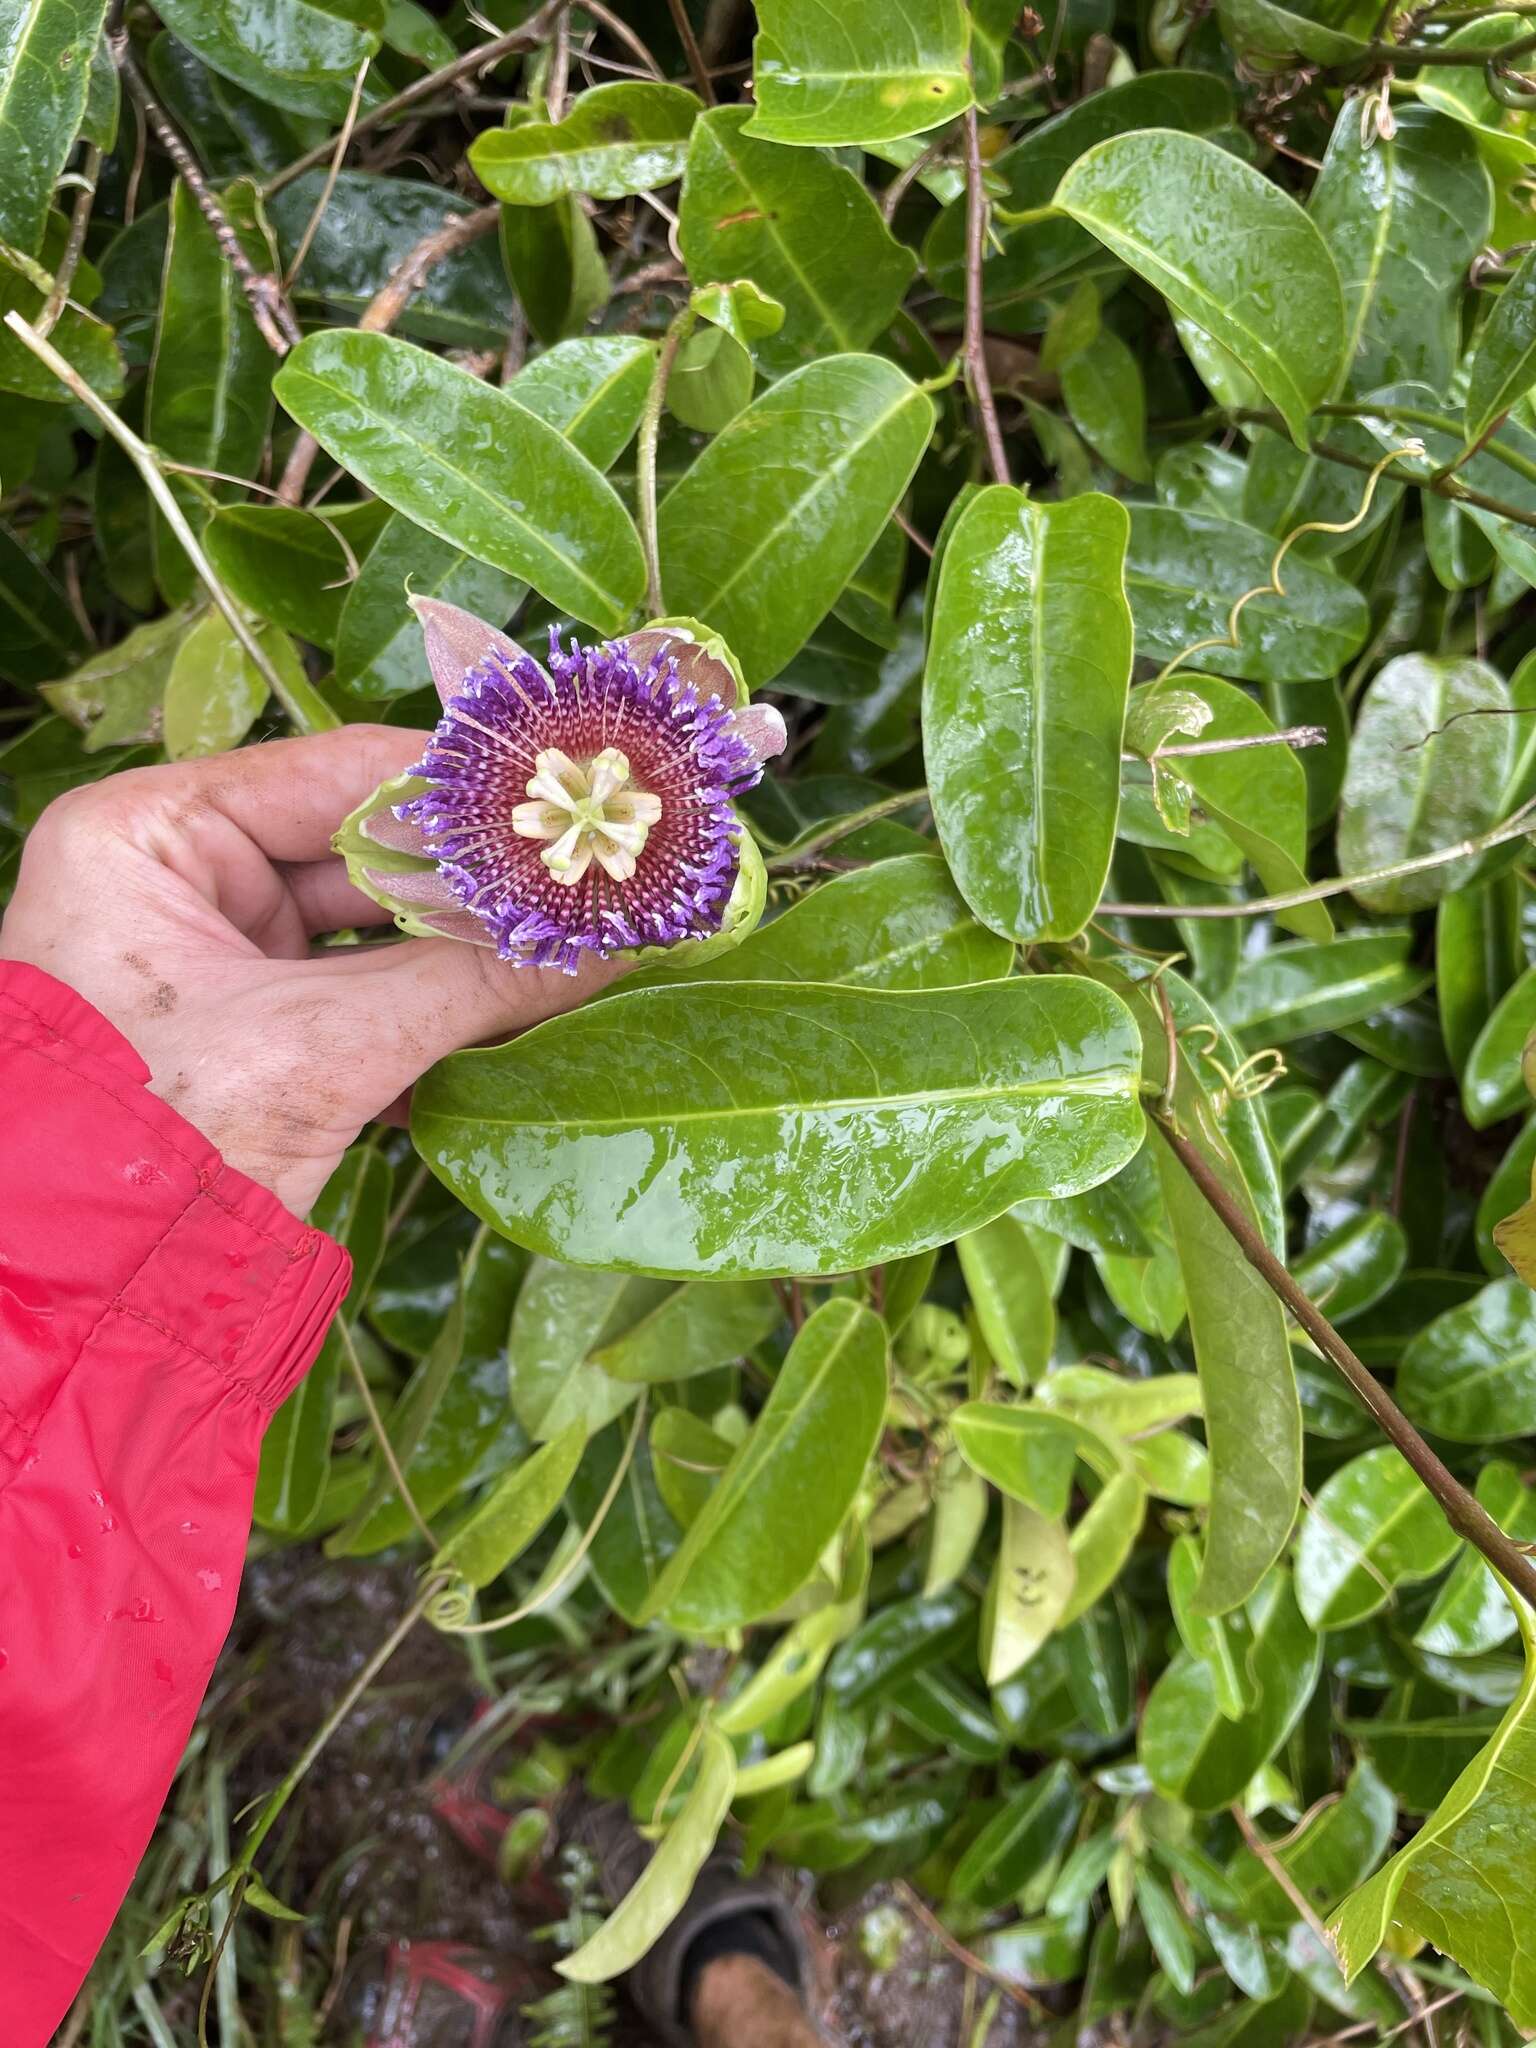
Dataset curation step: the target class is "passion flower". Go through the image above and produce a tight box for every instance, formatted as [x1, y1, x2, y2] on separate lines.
[354, 599, 785, 972]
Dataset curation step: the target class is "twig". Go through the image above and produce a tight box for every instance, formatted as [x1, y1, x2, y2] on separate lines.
[894, 508, 935, 557]
[665, 0, 717, 102]
[37, 145, 102, 339]
[1099, 793, 1536, 918]
[583, 0, 669, 80]
[113, 34, 301, 354]
[1228, 1804, 1332, 1949]
[638, 309, 694, 615]
[764, 787, 929, 868]
[261, 0, 570, 198]
[893, 1881, 1044, 2015]
[547, 8, 570, 120]
[882, 135, 950, 223]
[335, 1316, 437, 1551]
[283, 59, 371, 291]
[1128, 725, 1328, 761]
[1154, 1110, 1536, 1611]
[276, 202, 500, 504]
[962, 106, 1010, 486]
[4, 311, 338, 733]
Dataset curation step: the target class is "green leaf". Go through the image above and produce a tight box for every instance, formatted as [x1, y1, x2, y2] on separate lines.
[1215, 0, 1369, 64]
[1469, 248, 1536, 442]
[1414, 13, 1536, 173]
[412, 978, 1145, 1280]
[644, 1298, 888, 1632]
[1140, 1569, 1320, 1810]
[1168, 1532, 1256, 1721]
[747, 0, 971, 146]
[1229, 1762, 1394, 1930]
[1439, 873, 1523, 1081]
[1296, 1445, 1462, 1630]
[272, 330, 645, 635]
[0, 524, 85, 685]
[678, 107, 917, 375]
[1154, 1118, 1300, 1616]
[1337, 654, 1512, 914]
[1135, 676, 1331, 942]
[163, 611, 304, 759]
[957, 1214, 1056, 1388]
[983, 1496, 1079, 1682]
[559, 1723, 737, 1984]
[1137, 1871, 1196, 1995]
[1219, 931, 1431, 1048]
[624, 854, 1013, 993]
[924, 486, 1132, 944]
[923, 73, 1234, 316]
[470, 83, 701, 205]
[1053, 130, 1346, 445]
[41, 610, 190, 751]
[952, 1405, 1084, 1519]
[430, 1422, 586, 1591]
[509, 334, 656, 470]
[658, 353, 931, 688]
[499, 193, 609, 349]
[1291, 1211, 1407, 1323]
[509, 1259, 655, 1442]
[667, 324, 754, 434]
[1416, 1462, 1536, 1657]
[255, 1144, 391, 1534]
[0, 0, 109, 253]
[201, 504, 369, 649]
[269, 173, 514, 349]
[154, 0, 382, 120]
[1462, 963, 1536, 1128]
[1330, 1594, 1536, 2029]
[1398, 1280, 1536, 1443]
[1125, 506, 1368, 684]
[333, 514, 525, 700]
[649, 1407, 729, 1528]
[147, 180, 275, 604]
[950, 1762, 1079, 1910]
[591, 1281, 780, 1384]
[1060, 326, 1152, 483]
[572, 1422, 685, 1621]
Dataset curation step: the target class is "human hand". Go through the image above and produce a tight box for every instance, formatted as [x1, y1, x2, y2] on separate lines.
[0, 727, 616, 1217]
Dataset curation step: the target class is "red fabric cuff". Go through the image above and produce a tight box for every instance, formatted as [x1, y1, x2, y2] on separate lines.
[0, 960, 351, 1438]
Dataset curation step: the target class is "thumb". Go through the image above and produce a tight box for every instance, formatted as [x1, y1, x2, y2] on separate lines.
[311, 932, 625, 1103]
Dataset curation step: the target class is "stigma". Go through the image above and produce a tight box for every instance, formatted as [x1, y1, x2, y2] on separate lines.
[510, 746, 664, 887]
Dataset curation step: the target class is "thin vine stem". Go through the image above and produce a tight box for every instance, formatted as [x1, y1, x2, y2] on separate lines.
[637, 310, 695, 616]
[962, 104, 1010, 487]
[1153, 1111, 1536, 1612]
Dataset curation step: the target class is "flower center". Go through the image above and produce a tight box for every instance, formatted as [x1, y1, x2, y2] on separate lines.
[510, 746, 663, 888]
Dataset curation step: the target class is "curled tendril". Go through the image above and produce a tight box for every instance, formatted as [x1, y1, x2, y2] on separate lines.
[423, 1573, 476, 1630]
[1156, 441, 1426, 685]
[1179, 1024, 1288, 1117]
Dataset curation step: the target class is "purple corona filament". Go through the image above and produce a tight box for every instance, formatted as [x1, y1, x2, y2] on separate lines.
[396, 631, 772, 974]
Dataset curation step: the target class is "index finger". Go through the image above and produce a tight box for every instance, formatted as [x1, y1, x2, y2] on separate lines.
[164, 725, 427, 864]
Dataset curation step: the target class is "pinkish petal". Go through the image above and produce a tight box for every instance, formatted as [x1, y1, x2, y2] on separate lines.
[364, 865, 462, 910]
[626, 627, 739, 708]
[418, 909, 497, 947]
[411, 596, 546, 708]
[362, 808, 432, 855]
[730, 702, 788, 767]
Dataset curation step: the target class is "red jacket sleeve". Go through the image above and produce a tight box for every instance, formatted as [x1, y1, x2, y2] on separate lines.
[0, 962, 350, 2045]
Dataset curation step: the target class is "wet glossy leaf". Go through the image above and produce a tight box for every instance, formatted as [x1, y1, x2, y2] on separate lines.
[201, 503, 375, 649]
[163, 611, 305, 759]
[644, 1299, 887, 1632]
[924, 486, 1132, 944]
[570, 1422, 685, 1621]
[678, 108, 916, 374]
[1168, 1533, 1256, 1721]
[269, 173, 513, 349]
[1398, 1280, 1536, 1442]
[1154, 1111, 1300, 1617]
[649, 1407, 729, 1529]
[334, 514, 524, 701]
[1229, 1762, 1394, 1930]
[508, 1259, 655, 1442]
[592, 1281, 780, 1384]
[1338, 655, 1512, 914]
[154, 0, 382, 119]
[1140, 1570, 1320, 1810]
[1331, 1595, 1536, 2029]
[958, 1215, 1057, 1390]
[1462, 964, 1536, 1128]
[430, 1422, 585, 1591]
[414, 979, 1143, 1280]
[1296, 1445, 1461, 1630]
[500, 193, 609, 349]
[559, 1723, 736, 1984]
[667, 324, 753, 434]
[1292, 1212, 1407, 1323]
[0, 0, 109, 254]
[147, 180, 274, 603]
[950, 1761, 1080, 1910]
[1439, 873, 1522, 1081]
[1469, 247, 1536, 443]
[1124, 506, 1368, 684]
[273, 331, 646, 635]
[1054, 130, 1345, 444]
[953, 1405, 1086, 1520]
[747, 0, 971, 146]
[471, 83, 701, 206]
[627, 855, 1012, 993]
[658, 354, 932, 688]
[1416, 1462, 1536, 1657]
[255, 1144, 391, 1534]
[1220, 931, 1430, 1048]
[1061, 327, 1151, 483]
